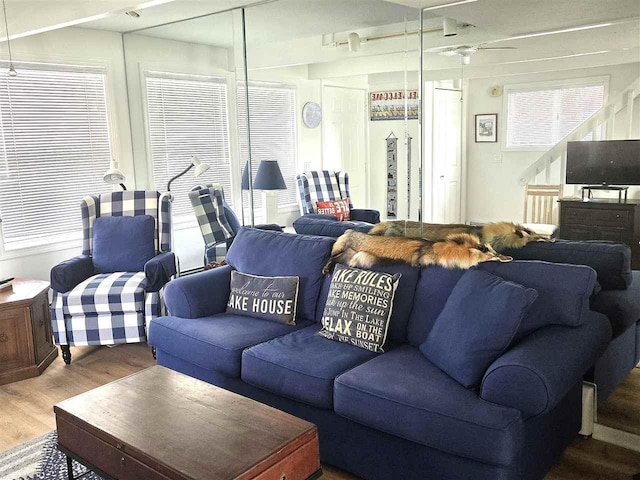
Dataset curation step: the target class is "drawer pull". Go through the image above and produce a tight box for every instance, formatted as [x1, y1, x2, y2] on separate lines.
[280, 475, 286, 480]
[121, 456, 126, 468]
[0, 332, 8, 343]
[616, 214, 620, 218]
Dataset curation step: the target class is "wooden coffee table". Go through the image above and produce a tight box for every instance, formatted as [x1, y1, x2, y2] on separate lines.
[54, 366, 322, 480]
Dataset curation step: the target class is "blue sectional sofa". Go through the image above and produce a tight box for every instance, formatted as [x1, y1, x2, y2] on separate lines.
[148, 228, 611, 480]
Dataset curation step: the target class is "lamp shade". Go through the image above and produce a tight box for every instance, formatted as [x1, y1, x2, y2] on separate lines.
[241, 162, 250, 190]
[192, 156, 210, 177]
[103, 160, 125, 184]
[253, 160, 286, 190]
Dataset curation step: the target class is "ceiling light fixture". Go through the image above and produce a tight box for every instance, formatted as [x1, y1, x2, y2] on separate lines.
[1, 0, 15, 77]
[423, 0, 478, 11]
[348, 32, 360, 52]
[125, 10, 141, 18]
[442, 17, 458, 37]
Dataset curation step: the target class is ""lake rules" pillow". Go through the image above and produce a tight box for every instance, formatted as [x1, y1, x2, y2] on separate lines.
[317, 264, 401, 352]
[226, 271, 299, 325]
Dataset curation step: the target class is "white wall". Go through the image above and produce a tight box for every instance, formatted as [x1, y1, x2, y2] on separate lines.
[465, 62, 640, 224]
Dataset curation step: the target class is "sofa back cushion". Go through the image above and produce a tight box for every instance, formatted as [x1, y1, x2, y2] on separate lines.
[226, 228, 334, 323]
[316, 263, 420, 344]
[92, 215, 156, 273]
[407, 260, 598, 346]
[502, 240, 632, 290]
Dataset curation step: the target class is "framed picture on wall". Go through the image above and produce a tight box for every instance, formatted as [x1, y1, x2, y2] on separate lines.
[475, 113, 498, 143]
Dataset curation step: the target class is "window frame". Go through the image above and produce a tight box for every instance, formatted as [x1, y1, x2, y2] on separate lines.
[501, 75, 609, 152]
[0, 59, 119, 259]
[141, 70, 234, 230]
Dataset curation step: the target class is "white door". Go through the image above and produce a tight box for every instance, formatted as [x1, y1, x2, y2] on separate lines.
[322, 86, 367, 207]
[431, 88, 462, 223]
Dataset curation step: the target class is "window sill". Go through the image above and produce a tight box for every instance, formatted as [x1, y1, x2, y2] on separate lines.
[1, 237, 82, 260]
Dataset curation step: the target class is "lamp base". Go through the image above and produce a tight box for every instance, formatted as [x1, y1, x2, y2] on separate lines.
[263, 191, 279, 224]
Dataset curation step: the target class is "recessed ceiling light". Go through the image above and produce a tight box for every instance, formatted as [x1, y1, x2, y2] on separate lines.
[125, 10, 141, 18]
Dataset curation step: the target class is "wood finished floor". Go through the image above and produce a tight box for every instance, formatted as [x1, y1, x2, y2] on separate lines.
[1, 344, 639, 480]
[599, 367, 640, 436]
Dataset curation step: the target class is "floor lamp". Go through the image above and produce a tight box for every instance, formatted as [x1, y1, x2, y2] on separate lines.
[253, 160, 286, 224]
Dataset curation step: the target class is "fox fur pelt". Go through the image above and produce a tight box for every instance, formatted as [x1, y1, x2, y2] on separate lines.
[368, 220, 551, 252]
[323, 229, 512, 273]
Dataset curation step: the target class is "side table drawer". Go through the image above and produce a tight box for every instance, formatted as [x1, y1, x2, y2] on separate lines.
[563, 206, 631, 227]
[57, 417, 171, 480]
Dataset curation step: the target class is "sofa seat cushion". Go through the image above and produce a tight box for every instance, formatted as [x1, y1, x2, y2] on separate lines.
[148, 314, 311, 378]
[591, 271, 640, 338]
[334, 346, 523, 466]
[63, 272, 146, 315]
[242, 324, 376, 409]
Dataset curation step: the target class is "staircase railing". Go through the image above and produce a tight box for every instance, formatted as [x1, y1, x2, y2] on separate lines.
[519, 77, 640, 186]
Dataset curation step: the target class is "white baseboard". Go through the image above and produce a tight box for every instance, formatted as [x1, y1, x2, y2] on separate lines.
[593, 423, 640, 452]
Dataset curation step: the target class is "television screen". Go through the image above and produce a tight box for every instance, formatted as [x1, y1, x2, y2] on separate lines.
[566, 140, 640, 185]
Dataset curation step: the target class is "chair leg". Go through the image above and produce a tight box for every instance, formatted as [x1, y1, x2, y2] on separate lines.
[151, 346, 157, 360]
[61, 345, 72, 365]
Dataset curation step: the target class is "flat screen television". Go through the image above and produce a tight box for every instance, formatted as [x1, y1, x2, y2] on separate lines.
[566, 140, 640, 185]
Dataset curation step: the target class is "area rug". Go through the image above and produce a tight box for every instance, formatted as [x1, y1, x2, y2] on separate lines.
[0, 431, 103, 480]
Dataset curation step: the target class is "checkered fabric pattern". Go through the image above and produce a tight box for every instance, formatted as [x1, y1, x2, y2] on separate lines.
[296, 171, 353, 215]
[189, 187, 234, 263]
[81, 191, 171, 256]
[51, 272, 163, 346]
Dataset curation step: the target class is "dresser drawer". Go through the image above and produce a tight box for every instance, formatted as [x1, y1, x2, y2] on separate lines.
[563, 206, 631, 227]
[57, 417, 171, 480]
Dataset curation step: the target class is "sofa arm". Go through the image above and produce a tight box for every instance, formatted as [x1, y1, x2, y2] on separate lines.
[50, 255, 94, 293]
[480, 311, 611, 417]
[164, 264, 232, 318]
[144, 252, 176, 292]
[350, 209, 380, 224]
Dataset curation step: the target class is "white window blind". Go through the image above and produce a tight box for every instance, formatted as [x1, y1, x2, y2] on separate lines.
[237, 83, 298, 208]
[145, 73, 232, 222]
[0, 64, 113, 250]
[506, 81, 605, 149]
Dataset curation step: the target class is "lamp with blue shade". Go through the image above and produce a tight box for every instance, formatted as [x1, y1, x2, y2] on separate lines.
[253, 160, 286, 223]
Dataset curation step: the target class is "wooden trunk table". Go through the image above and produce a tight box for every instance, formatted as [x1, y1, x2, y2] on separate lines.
[54, 366, 322, 480]
[0, 278, 56, 385]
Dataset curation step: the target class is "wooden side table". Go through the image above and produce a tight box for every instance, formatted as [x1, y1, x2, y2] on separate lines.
[0, 278, 57, 385]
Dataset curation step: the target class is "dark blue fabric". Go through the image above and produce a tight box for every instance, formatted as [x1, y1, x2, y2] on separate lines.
[420, 270, 538, 388]
[406, 266, 466, 346]
[350, 208, 380, 224]
[481, 311, 611, 417]
[502, 239, 632, 290]
[223, 202, 241, 236]
[315, 263, 420, 343]
[479, 261, 597, 338]
[50, 255, 94, 293]
[226, 228, 334, 322]
[92, 215, 156, 273]
[242, 324, 376, 409]
[334, 345, 523, 466]
[143, 252, 176, 292]
[148, 313, 310, 377]
[591, 271, 640, 337]
[164, 265, 232, 318]
[292, 214, 374, 238]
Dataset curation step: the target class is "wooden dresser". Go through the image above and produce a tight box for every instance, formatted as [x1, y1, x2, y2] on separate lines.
[0, 279, 57, 385]
[558, 198, 640, 269]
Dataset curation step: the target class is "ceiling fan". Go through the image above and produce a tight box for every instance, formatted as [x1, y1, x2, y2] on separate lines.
[431, 44, 517, 64]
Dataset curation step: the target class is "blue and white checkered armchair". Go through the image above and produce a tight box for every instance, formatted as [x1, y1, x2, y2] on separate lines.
[293, 170, 380, 237]
[50, 191, 176, 364]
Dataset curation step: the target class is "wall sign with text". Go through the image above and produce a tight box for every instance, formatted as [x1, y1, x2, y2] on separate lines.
[370, 90, 418, 121]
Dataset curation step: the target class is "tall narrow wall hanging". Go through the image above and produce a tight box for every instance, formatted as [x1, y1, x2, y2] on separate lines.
[386, 132, 398, 219]
[405, 134, 412, 218]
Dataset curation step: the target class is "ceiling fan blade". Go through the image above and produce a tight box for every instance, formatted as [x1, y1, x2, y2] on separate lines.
[439, 50, 459, 56]
[478, 46, 517, 51]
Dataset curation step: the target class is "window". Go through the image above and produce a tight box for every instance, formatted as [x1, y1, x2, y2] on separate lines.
[145, 73, 232, 222]
[237, 82, 298, 208]
[505, 79, 606, 149]
[0, 64, 113, 250]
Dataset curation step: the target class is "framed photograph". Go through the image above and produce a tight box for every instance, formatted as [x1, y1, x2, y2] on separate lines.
[475, 113, 498, 143]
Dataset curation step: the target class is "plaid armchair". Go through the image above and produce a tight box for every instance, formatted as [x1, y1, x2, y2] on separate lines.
[189, 184, 281, 264]
[295, 171, 380, 231]
[50, 191, 175, 364]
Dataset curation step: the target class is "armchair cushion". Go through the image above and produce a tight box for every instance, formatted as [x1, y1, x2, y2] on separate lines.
[64, 272, 147, 316]
[350, 208, 380, 224]
[50, 255, 94, 293]
[144, 252, 176, 292]
[92, 215, 156, 273]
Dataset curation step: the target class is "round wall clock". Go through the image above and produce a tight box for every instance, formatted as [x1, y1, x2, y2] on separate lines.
[302, 102, 322, 128]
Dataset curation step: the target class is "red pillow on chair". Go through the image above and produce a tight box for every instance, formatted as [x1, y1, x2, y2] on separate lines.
[316, 198, 351, 221]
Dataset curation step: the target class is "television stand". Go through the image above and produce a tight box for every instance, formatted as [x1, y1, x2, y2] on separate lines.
[581, 185, 628, 202]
